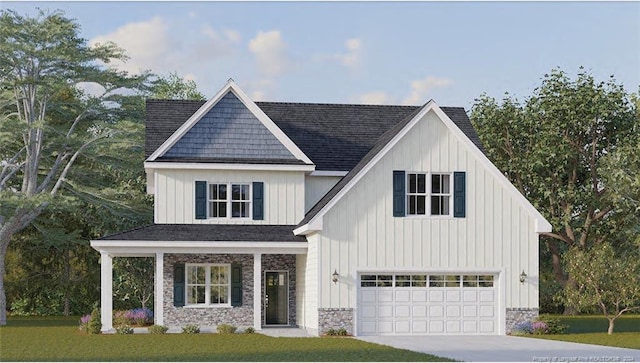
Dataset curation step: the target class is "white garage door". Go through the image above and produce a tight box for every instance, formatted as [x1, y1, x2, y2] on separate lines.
[358, 273, 498, 335]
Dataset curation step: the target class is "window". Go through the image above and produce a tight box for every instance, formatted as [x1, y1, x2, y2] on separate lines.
[209, 184, 227, 218]
[231, 184, 250, 218]
[407, 173, 427, 215]
[186, 264, 230, 305]
[431, 173, 451, 216]
[208, 183, 250, 219]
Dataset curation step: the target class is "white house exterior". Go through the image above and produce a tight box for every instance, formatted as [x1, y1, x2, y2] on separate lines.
[91, 79, 551, 335]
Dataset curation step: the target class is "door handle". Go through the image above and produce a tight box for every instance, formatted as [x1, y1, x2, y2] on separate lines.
[265, 295, 269, 307]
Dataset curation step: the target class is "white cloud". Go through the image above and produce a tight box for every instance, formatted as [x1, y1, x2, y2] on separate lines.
[90, 17, 175, 74]
[76, 82, 106, 98]
[199, 25, 242, 57]
[358, 91, 393, 105]
[402, 76, 453, 105]
[318, 38, 363, 69]
[248, 30, 290, 77]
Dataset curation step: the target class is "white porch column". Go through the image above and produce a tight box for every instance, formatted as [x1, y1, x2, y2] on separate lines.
[253, 252, 262, 330]
[155, 252, 164, 326]
[100, 252, 113, 332]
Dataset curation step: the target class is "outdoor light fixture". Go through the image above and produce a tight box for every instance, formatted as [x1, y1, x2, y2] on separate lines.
[519, 270, 527, 284]
[332, 269, 339, 284]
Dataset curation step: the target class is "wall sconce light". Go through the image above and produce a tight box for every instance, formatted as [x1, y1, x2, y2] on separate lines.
[519, 270, 527, 284]
[332, 269, 339, 284]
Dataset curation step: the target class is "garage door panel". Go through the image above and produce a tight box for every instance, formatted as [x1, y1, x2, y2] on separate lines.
[358, 273, 498, 336]
[446, 290, 460, 302]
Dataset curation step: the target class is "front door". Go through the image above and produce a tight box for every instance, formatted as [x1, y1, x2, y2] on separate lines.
[265, 271, 288, 325]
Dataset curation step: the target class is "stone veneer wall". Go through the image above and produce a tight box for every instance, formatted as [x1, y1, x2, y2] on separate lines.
[318, 308, 354, 335]
[163, 253, 296, 329]
[505, 308, 539, 334]
[261, 254, 296, 326]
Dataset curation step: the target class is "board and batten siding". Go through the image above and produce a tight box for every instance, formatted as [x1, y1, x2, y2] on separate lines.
[304, 176, 342, 212]
[314, 109, 539, 310]
[154, 169, 305, 224]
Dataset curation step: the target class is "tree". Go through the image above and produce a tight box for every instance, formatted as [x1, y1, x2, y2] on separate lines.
[565, 243, 640, 334]
[0, 9, 148, 325]
[150, 72, 205, 100]
[470, 68, 638, 312]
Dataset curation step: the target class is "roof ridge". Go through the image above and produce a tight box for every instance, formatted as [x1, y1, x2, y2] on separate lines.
[256, 100, 421, 108]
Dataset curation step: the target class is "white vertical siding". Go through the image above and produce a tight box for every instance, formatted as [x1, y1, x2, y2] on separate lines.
[302, 234, 319, 332]
[154, 169, 305, 224]
[296, 254, 306, 328]
[304, 176, 342, 212]
[316, 110, 540, 310]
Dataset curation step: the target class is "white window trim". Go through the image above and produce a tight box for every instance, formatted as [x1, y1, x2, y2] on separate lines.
[404, 171, 454, 218]
[185, 263, 232, 307]
[207, 182, 252, 220]
[406, 172, 427, 216]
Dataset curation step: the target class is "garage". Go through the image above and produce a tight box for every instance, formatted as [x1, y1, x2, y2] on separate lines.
[357, 273, 498, 335]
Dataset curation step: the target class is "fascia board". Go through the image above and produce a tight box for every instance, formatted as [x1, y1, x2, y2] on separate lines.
[309, 171, 348, 177]
[144, 162, 315, 172]
[429, 106, 552, 233]
[90, 240, 308, 251]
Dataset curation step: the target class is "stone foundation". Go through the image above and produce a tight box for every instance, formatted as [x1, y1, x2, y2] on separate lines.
[505, 308, 539, 334]
[163, 253, 296, 329]
[318, 308, 354, 335]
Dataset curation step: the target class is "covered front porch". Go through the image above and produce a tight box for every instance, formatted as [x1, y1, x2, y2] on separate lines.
[90, 224, 307, 332]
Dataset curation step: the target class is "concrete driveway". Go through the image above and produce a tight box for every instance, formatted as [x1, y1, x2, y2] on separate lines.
[357, 335, 640, 362]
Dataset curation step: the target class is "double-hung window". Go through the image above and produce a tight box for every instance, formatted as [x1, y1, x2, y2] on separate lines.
[430, 173, 451, 216]
[186, 264, 230, 306]
[208, 183, 250, 219]
[407, 173, 427, 215]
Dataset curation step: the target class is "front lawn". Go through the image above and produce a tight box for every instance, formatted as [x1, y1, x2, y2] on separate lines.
[529, 315, 640, 350]
[0, 317, 451, 362]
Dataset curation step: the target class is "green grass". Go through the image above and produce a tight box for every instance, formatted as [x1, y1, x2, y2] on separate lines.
[530, 314, 640, 350]
[0, 317, 451, 362]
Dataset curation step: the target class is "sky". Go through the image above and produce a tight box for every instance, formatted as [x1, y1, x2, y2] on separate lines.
[3, 1, 640, 109]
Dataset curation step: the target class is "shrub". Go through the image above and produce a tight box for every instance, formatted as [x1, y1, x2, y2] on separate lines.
[536, 315, 568, 334]
[113, 310, 128, 327]
[532, 321, 548, 335]
[217, 324, 237, 334]
[244, 327, 255, 334]
[325, 328, 337, 336]
[79, 314, 91, 332]
[511, 321, 533, 335]
[148, 325, 169, 334]
[126, 308, 154, 326]
[182, 324, 200, 334]
[87, 308, 102, 334]
[116, 325, 134, 334]
[337, 328, 348, 336]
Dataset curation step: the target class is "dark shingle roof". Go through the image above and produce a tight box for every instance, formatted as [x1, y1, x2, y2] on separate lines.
[145, 99, 483, 171]
[99, 224, 307, 242]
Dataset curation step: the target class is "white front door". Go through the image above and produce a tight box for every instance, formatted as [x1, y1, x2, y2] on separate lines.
[357, 273, 498, 335]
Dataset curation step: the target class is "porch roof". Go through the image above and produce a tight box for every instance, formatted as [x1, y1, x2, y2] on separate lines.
[98, 224, 306, 242]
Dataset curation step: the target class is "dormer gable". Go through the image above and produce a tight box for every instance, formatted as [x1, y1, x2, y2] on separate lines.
[147, 79, 313, 166]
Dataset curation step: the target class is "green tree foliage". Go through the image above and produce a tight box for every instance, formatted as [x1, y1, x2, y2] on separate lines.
[150, 72, 206, 100]
[470, 68, 638, 312]
[0, 9, 150, 324]
[565, 243, 640, 334]
[113, 257, 154, 310]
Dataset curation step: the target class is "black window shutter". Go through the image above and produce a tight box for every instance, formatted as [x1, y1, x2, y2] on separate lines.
[453, 171, 466, 218]
[252, 182, 264, 220]
[231, 263, 242, 307]
[195, 181, 207, 219]
[173, 263, 185, 307]
[393, 170, 406, 217]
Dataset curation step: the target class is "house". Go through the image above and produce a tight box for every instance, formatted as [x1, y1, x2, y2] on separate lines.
[90, 79, 551, 336]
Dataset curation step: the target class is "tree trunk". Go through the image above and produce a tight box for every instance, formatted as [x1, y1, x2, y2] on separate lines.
[0, 232, 11, 326]
[563, 277, 579, 315]
[63, 249, 71, 317]
[607, 318, 615, 335]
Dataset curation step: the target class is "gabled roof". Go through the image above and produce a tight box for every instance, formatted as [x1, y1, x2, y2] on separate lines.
[99, 224, 307, 242]
[294, 101, 552, 235]
[146, 100, 483, 171]
[147, 80, 313, 165]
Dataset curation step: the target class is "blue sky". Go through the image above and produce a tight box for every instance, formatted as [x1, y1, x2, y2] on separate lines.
[4, 1, 640, 109]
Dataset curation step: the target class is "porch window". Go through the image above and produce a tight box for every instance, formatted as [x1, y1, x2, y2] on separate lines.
[185, 264, 230, 306]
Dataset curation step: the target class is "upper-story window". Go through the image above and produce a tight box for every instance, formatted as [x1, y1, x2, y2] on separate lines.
[208, 183, 251, 219]
[407, 173, 427, 215]
[430, 174, 451, 216]
[404, 172, 452, 217]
